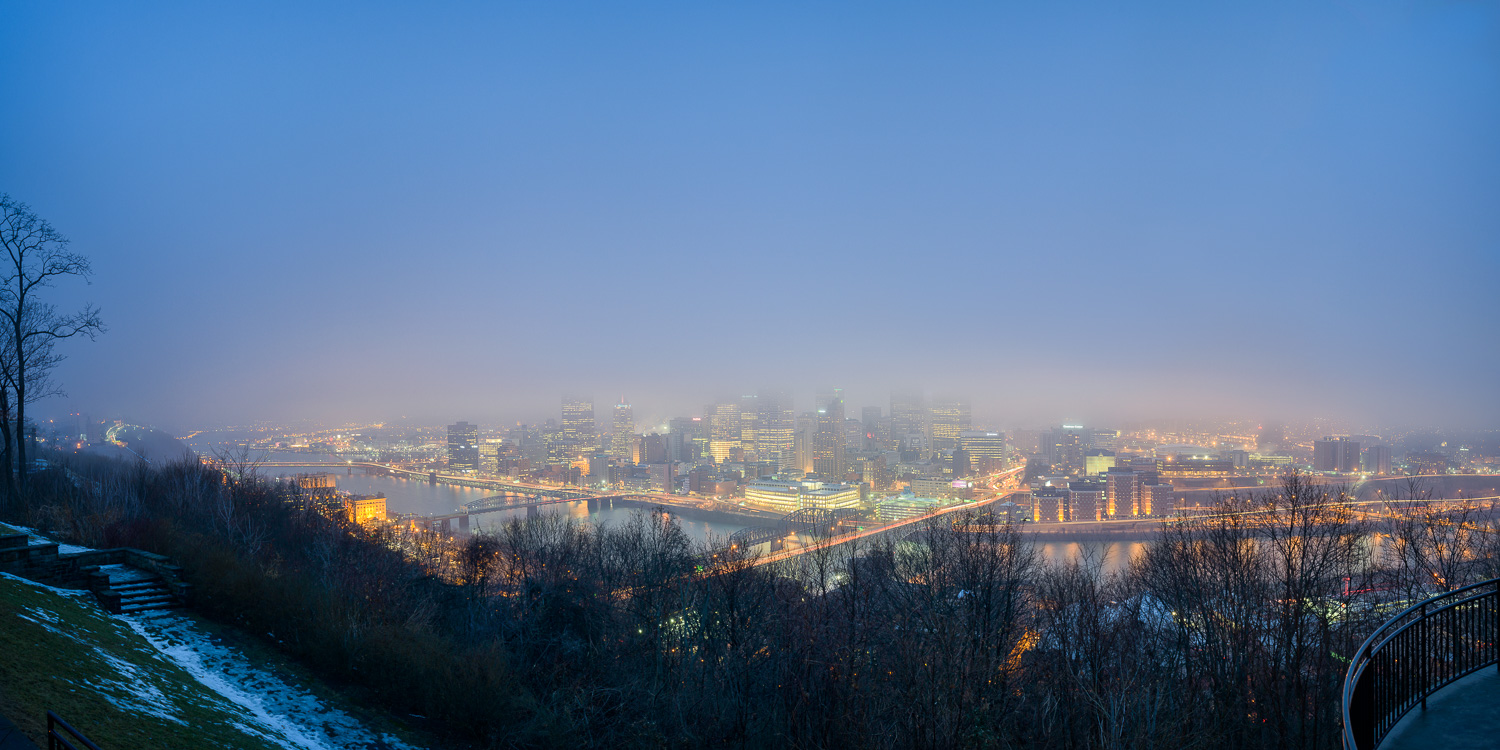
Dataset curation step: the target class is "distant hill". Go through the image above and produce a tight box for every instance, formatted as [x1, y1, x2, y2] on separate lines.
[87, 425, 195, 464]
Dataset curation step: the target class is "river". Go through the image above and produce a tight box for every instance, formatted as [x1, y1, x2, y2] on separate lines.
[253, 453, 1154, 575]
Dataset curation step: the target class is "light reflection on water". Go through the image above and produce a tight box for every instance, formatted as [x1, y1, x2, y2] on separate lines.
[255, 455, 1153, 566]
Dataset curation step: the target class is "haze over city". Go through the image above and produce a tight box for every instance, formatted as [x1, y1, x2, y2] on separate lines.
[2, 1, 1496, 433]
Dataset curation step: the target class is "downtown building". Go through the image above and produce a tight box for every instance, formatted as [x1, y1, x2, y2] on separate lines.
[447, 421, 479, 472]
[744, 479, 861, 514]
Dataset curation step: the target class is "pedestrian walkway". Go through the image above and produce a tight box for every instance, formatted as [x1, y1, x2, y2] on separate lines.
[0, 710, 39, 750]
[1382, 668, 1500, 750]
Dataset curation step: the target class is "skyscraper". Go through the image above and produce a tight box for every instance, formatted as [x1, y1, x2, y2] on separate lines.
[813, 388, 847, 477]
[611, 400, 636, 462]
[561, 396, 596, 449]
[1313, 437, 1361, 472]
[708, 400, 740, 463]
[447, 421, 479, 472]
[755, 388, 795, 471]
[928, 398, 971, 450]
[668, 416, 704, 463]
[890, 391, 925, 450]
[958, 431, 1008, 474]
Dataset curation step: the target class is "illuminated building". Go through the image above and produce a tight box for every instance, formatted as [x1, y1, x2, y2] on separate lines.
[479, 441, 501, 473]
[447, 421, 479, 472]
[1033, 487, 1068, 523]
[755, 388, 796, 471]
[911, 477, 970, 499]
[611, 401, 636, 462]
[737, 395, 759, 460]
[1142, 483, 1175, 517]
[813, 389, 847, 477]
[1105, 468, 1141, 517]
[876, 491, 943, 521]
[1363, 445, 1392, 475]
[858, 454, 890, 490]
[1313, 437, 1361, 473]
[708, 401, 740, 463]
[561, 397, 596, 450]
[344, 494, 387, 525]
[1158, 455, 1232, 477]
[959, 431, 1007, 474]
[745, 479, 860, 513]
[1084, 449, 1116, 476]
[1068, 480, 1105, 522]
[668, 416, 704, 463]
[928, 398, 971, 450]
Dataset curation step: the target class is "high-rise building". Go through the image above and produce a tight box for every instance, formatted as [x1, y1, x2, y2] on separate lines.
[794, 412, 817, 475]
[813, 389, 847, 477]
[561, 397, 596, 449]
[737, 395, 759, 460]
[1142, 483, 1176, 517]
[1043, 425, 1087, 474]
[958, 431, 1008, 474]
[1363, 445, 1392, 475]
[447, 421, 479, 472]
[708, 400, 741, 463]
[1068, 480, 1106, 522]
[1313, 437, 1361, 473]
[928, 398, 971, 450]
[668, 416, 704, 463]
[1033, 487, 1068, 523]
[754, 388, 795, 470]
[890, 391, 925, 451]
[1084, 449, 1116, 476]
[638, 433, 667, 464]
[1105, 468, 1142, 517]
[860, 406, 882, 450]
[611, 401, 636, 462]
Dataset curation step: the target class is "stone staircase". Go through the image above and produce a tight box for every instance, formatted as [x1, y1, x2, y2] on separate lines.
[89, 564, 180, 614]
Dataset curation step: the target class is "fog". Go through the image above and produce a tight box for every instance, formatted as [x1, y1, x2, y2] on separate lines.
[3, 2, 1496, 432]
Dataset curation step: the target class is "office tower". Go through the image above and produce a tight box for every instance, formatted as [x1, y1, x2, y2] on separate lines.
[638, 433, 667, 464]
[561, 397, 596, 449]
[959, 431, 1008, 474]
[738, 395, 759, 460]
[861, 406, 882, 450]
[928, 398, 971, 450]
[813, 389, 847, 477]
[890, 391, 925, 450]
[1363, 445, 1392, 475]
[708, 400, 741, 463]
[755, 388, 796, 470]
[668, 416, 704, 463]
[1042, 425, 1087, 474]
[794, 412, 817, 475]
[447, 421, 479, 472]
[1105, 467, 1142, 517]
[1313, 437, 1361, 472]
[611, 401, 636, 462]
[478, 441, 501, 474]
[859, 454, 889, 490]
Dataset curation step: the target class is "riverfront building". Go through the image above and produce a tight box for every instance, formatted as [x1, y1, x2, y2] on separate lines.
[744, 479, 860, 513]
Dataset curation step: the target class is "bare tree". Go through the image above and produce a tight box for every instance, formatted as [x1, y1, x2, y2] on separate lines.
[0, 194, 105, 495]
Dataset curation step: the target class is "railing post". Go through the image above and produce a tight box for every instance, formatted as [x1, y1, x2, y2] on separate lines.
[1421, 601, 1429, 711]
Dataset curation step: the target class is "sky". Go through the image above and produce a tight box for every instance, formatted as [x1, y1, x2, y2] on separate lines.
[2, 1, 1497, 433]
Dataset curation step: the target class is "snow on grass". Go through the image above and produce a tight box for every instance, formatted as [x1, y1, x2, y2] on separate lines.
[0, 523, 94, 553]
[92, 646, 188, 725]
[119, 611, 420, 750]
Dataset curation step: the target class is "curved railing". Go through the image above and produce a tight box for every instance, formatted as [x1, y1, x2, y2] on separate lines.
[1342, 577, 1500, 749]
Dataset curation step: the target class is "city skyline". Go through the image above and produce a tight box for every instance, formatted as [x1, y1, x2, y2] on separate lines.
[5, 1, 1498, 432]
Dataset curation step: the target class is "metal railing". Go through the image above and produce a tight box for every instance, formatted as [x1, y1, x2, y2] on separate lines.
[46, 711, 102, 750]
[1342, 577, 1500, 749]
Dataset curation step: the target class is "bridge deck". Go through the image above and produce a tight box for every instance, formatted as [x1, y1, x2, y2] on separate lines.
[1381, 668, 1500, 750]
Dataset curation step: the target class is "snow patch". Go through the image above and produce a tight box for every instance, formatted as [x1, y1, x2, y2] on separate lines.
[92, 647, 187, 725]
[0, 571, 90, 597]
[118, 611, 420, 750]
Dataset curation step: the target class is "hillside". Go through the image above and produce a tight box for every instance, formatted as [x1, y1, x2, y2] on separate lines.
[0, 526, 428, 749]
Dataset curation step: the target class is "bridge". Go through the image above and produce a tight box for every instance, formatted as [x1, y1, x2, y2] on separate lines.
[727, 508, 864, 550]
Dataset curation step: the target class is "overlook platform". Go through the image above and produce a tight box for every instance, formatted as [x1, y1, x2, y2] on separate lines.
[1381, 669, 1500, 750]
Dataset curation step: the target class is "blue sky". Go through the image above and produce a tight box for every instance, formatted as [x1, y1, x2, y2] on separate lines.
[2, 1, 1497, 431]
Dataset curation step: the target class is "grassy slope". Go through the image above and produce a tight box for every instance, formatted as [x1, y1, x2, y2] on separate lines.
[0, 572, 290, 749]
[0, 521, 435, 749]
